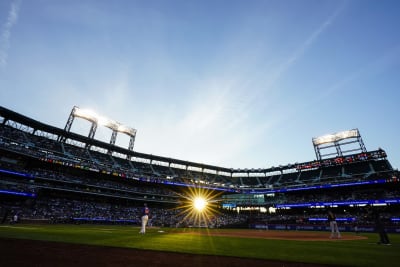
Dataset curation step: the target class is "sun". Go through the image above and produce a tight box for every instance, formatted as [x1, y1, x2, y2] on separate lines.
[173, 186, 222, 227]
[193, 196, 207, 212]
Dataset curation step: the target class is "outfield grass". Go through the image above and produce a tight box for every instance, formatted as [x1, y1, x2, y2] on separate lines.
[0, 224, 399, 267]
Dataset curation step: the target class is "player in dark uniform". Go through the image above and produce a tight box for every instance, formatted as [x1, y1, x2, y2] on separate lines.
[139, 203, 150, 234]
[372, 209, 390, 245]
[327, 210, 341, 239]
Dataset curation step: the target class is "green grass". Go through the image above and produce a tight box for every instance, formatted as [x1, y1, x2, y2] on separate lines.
[1, 224, 399, 267]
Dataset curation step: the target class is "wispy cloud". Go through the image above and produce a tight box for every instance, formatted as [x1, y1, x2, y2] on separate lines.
[241, 4, 347, 132]
[0, 0, 20, 68]
[155, 5, 347, 167]
[275, 44, 400, 135]
[319, 44, 400, 99]
[214, 4, 346, 135]
[268, 3, 345, 90]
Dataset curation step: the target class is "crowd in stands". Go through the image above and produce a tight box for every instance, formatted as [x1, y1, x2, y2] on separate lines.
[2, 193, 399, 228]
[0, 165, 180, 204]
[0, 196, 249, 228]
[272, 187, 400, 205]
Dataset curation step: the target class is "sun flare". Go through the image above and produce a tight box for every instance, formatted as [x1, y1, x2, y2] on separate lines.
[193, 196, 207, 212]
[173, 186, 222, 227]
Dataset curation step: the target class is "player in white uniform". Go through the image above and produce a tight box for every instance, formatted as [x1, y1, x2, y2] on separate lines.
[139, 203, 150, 234]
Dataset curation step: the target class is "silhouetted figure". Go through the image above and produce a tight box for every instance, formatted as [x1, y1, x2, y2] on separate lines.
[327, 210, 341, 239]
[372, 209, 390, 245]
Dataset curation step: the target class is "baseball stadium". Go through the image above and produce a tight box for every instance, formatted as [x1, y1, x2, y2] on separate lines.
[0, 105, 399, 267]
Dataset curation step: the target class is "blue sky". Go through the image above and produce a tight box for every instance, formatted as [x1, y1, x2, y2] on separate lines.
[1, 0, 399, 170]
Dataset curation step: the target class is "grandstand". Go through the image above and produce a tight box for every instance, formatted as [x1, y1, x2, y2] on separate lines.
[1, 105, 399, 232]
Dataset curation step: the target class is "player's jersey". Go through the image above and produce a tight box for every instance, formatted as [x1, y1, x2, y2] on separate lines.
[142, 207, 149, 216]
[328, 213, 336, 222]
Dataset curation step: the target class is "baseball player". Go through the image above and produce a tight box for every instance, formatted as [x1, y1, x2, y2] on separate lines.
[371, 208, 390, 245]
[327, 210, 341, 238]
[139, 203, 150, 234]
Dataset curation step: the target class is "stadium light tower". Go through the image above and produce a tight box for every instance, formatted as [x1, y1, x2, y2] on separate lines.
[60, 106, 137, 154]
[94, 116, 136, 155]
[59, 106, 99, 145]
[312, 129, 366, 161]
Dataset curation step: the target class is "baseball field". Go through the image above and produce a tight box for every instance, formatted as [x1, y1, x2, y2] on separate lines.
[0, 224, 399, 267]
